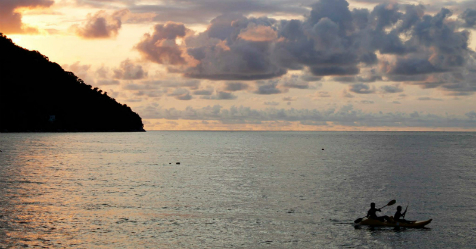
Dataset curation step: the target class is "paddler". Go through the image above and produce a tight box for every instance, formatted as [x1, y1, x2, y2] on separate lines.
[394, 205, 408, 223]
[367, 202, 389, 222]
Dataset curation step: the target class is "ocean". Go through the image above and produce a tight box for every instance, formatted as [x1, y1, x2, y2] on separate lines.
[0, 131, 475, 248]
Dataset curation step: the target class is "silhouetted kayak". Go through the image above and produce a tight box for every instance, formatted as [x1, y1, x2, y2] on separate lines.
[354, 218, 432, 228]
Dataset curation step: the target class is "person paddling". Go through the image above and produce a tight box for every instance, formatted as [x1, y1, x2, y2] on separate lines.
[367, 202, 389, 222]
[394, 205, 408, 223]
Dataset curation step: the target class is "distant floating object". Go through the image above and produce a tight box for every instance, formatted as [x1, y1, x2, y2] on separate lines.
[169, 163, 171, 164]
[176, 162, 180, 165]
[322, 148, 324, 150]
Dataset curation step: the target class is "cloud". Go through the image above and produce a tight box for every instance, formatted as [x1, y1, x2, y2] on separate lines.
[139, 104, 476, 129]
[135, 22, 191, 65]
[238, 23, 277, 42]
[97, 80, 120, 86]
[201, 91, 237, 100]
[316, 91, 331, 98]
[62, 61, 92, 83]
[183, 15, 286, 80]
[361, 100, 374, 104]
[0, 0, 54, 34]
[193, 88, 214, 96]
[283, 97, 297, 101]
[129, 0, 476, 96]
[381, 84, 404, 93]
[417, 97, 443, 101]
[342, 89, 354, 98]
[113, 59, 147, 80]
[466, 111, 476, 119]
[460, 9, 476, 28]
[349, 83, 376, 94]
[168, 88, 192, 100]
[254, 80, 284, 95]
[223, 82, 249, 91]
[72, 9, 128, 39]
[127, 0, 309, 25]
[281, 74, 311, 89]
[264, 101, 280, 106]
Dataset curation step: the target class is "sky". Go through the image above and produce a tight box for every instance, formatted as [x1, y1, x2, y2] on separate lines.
[2, 0, 476, 131]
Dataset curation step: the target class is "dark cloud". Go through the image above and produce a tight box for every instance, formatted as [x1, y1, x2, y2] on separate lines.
[201, 91, 237, 100]
[193, 88, 214, 96]
[254, 80, 284, 95]
[417, 97, 443, 101]
[349, 83, 376, 94]
[120, 83, 164, 99]
[381, 84, 404, 93]
[369, 3, 402, 32]
[73, 9, 128, 39]
[386, 74, 428, 82]
[405, 70, 476, 95]
[460, 9, 476, 28]
[183, 15, 287, 80]
[387, 57, 447, 75]
[168, 88, 192, 100]
[166, 80, 201, 90]
[308, 0, 353, 31]
[113, 59, 147, 80]
[361, 100, 374, 104]
[300, 73, 322, 82]
[135, 22, 190, 65]
[129, 0, 476, 95]
[142, 79, 201, 90]
[264, 101, 280, 106]
[223, 82, 249, 91]
[0, 0, 54, 34]
[282, 97, 297, 101]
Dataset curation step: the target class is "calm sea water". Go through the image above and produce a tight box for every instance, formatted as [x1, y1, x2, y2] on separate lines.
[0, 131, 475, 248]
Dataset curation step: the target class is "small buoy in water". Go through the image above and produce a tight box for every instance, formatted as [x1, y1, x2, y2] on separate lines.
[176, 162, 180, 165]
[322, 148, 324, 150]
[169, 163, 171, 164]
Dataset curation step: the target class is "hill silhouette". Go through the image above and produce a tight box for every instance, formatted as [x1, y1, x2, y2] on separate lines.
[0, 33, 145, 132]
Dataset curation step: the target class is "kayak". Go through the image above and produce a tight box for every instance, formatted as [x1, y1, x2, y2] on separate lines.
[354, 218, 432, 228]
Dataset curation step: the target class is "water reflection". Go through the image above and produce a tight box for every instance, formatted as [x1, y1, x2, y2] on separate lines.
[0, 132, 474, 248]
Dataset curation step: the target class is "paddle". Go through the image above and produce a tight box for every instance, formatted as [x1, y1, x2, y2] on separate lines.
[402, 203, 409, 218]
[354, 200, 396, 224]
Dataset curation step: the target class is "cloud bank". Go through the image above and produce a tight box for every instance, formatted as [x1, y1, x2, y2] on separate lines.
[140, 104, 476, 129]
[132, 0, 476, 97]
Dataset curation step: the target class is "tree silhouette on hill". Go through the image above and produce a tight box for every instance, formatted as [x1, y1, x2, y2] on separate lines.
[0, 33, 145, 132]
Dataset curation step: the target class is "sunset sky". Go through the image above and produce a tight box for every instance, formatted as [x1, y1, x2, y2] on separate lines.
[2, 0, 476, 131]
